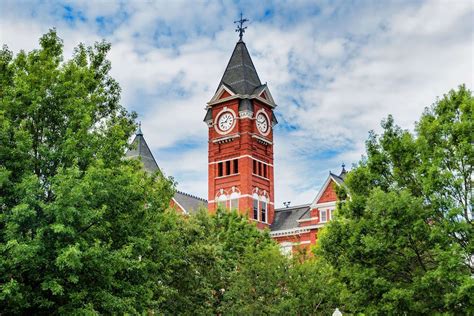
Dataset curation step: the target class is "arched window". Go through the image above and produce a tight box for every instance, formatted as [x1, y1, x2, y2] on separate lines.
[252, 193, 259, 220]
[260, 195, 268, 223]
[229, 192, 239, 210]
[217, 194, 227, 210]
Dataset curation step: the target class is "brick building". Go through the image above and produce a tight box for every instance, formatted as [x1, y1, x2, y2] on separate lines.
[127, 36, 347, 254]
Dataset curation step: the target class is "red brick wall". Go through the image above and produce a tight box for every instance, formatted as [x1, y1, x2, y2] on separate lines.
[272, 229, 316, 255]
[207, 98, 275, 227]
[317, 180, 337, 203]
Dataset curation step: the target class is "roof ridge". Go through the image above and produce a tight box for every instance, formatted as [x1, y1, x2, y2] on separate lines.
[240, 41, 248, 93]
[176, 190, 207, 202]
[275, 203, 311, 211]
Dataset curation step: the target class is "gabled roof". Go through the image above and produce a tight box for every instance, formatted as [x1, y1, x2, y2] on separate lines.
[173, 191, 208, 214]
[218, 40, 262, 95]
[125, 128, 160, 174]
[270, 204, 311, 231]
[309, 168, 347, 209]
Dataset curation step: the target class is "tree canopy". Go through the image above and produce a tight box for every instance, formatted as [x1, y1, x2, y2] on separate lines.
[318, 85, 474, 314]
[1, 30, 338, 315]
[0, 29, 179, 314]
[1, 29, 472, 315]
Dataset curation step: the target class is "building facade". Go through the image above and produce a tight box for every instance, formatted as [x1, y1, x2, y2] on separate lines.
[203, 39, 277, 230]
[127, 36, 346, 254]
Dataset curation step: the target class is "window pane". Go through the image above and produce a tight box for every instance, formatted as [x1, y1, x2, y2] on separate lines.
[320, 210, 327, 222]
[233, 159, 238, 174]
[226, 160, 231, 175]
[253, 160, 257, 174]
[261, 201, 267, 223]
[230, 198, 239, 210]
[253, 199, 259, 220]
[218, 162, 223, 177]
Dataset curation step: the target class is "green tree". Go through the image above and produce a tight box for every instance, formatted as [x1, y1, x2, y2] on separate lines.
[157, 208, 279, 315]
[318, 85, 473, 314]
[0, 30, 176, 314]
[282, 256, 343, 315]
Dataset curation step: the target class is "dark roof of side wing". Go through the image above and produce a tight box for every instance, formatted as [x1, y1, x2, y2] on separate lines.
[270, 204, 311, 231]
[173, 191, 208, 214]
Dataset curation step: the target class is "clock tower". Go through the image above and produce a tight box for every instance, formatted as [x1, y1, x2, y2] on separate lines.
[204, 24, 277, 229]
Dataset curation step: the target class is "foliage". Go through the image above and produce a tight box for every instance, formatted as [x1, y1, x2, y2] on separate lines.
[0, 30, 302, 315]
[318, 85, 474, 314]
[153, 208, 275, 315]
[282, 256, 343, 315]
[221, 242, 290, 315]
[0, 29, 177, 314]
[8, 29, 472, 316]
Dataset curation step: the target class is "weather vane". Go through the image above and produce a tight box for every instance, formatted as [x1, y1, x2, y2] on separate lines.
[234, 12, 249, 41]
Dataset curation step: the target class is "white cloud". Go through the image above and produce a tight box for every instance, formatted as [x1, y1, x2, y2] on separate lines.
[1, 0, 472, 206]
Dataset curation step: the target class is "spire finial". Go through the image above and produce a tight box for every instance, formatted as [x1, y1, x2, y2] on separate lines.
[234, 12, 249, 41]
[340, 162, 347, 177]
[136, 121, 143, 136]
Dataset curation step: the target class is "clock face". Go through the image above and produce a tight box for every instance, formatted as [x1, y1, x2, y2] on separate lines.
[218, 112, 234, 132]
[256, 113, 269, 134]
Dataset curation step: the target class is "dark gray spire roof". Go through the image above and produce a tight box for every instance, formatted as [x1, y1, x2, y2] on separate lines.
[126, 128, 208, 214]
[218, 40, 262, 95]
[125, 129, 160, 174]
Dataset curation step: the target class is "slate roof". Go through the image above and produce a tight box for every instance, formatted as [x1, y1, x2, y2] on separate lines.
[238, 98, 254, 112]
[126, 128, 207, 213]
[252, 84, 267, 96]
[270, 204, 311, 231]
[271, 112, 278, 126]
[173, 191, 208, 214]
[125, 129, 160, 174]
[203, 108, 212, 122]
[218, 40, 262, 95]
[330, 172, 345, 185]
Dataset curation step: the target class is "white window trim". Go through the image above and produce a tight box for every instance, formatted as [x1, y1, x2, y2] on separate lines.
[209, 155, 273, 167]
[252, 194, 260, 221]
[320, 209, 327, 223]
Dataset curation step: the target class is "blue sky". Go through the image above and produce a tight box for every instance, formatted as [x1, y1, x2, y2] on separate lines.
[1, 0, 472, 206]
